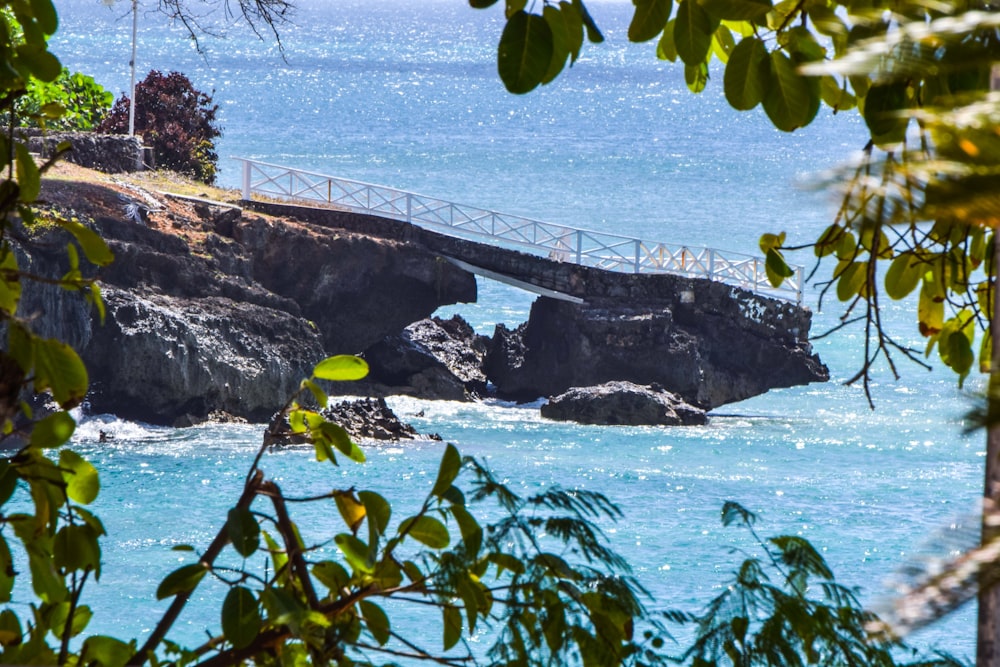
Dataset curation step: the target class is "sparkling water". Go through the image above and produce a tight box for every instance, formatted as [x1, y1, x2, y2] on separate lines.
[44, 0, 981, 659]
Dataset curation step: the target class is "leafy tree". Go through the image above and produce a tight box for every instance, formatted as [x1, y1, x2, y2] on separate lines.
[470, 0, 1000, 661]
[99, 70, 221, 183]
[17, 67, 113, 130]
[0, 3, 663, 665]
[668, 502, 965, 667]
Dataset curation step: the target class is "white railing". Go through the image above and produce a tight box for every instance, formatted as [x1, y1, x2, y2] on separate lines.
[236, 158, 803, 303]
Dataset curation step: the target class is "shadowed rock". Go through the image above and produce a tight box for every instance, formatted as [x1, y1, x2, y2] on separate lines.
[361, 315, 489, 401]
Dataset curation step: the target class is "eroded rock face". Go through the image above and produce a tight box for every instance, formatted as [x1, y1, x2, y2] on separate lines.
[361, 315, 490, 401]
[82, 288, 326, 425]
[18, 176, 477, 425]
[541, 382, 708, 426]
[486, 293, 828, 409]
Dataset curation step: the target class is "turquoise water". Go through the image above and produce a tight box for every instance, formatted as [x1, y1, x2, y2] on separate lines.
[43, 0, 983, 660]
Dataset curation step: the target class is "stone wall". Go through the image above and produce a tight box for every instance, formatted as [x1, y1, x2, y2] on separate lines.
[21, 131, 153, 174]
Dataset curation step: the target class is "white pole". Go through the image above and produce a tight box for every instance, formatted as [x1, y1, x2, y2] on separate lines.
[128, 0, 137, 137]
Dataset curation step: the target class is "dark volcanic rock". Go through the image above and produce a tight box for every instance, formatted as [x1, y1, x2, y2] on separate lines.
[486, 291, 828, 409]
[81, 288, 326, 425]
[361, 315, 489, 400]
[541, 382, 708, 426]
[16, 176, 477, 425]
[322, 397, 418, 441]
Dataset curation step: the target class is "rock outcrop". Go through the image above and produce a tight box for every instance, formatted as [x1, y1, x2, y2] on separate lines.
[18, 169, 476, 425]
[486, 290, 828, 409]
[19, 164, 827, 426]
[361, 315, 490, 400]
[321, 397, 419, 441]
[541, 382, 708, 426]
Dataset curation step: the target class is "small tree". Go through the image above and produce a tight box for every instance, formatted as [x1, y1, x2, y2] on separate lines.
[18, 67, 113, 131]
[99, 70, 221, 183]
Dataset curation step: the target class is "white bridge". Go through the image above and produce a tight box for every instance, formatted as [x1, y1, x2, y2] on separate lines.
[236, 158, 803, 303]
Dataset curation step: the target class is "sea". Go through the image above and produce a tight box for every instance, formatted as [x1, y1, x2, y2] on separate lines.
[39, 0, 983, 661]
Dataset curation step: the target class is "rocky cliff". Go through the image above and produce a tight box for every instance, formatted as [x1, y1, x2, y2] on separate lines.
[16, 165, 827, 425]
[18, 166, 476, 424]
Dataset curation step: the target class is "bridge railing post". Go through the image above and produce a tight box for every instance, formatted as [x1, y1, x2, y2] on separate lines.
[240, 160, 251, 200]
[406, 193, 412, 223]
[634, 239, 641, 273]
[576, 231, 584, 265]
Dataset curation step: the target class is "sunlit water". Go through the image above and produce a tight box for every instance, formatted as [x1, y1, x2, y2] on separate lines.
[38, 0, 983, 660]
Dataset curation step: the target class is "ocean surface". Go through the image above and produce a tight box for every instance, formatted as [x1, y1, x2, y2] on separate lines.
[41, 0, 983, 661]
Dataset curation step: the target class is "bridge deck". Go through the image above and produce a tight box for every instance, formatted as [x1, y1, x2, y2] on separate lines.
[235, 158, 803, 304]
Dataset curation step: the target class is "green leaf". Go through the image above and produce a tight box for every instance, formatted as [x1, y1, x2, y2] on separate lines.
[701, 0, 771, 21]
[34, 337, 88, 409]
[315, 420, 365, 463]
[674, 0, 715, 66]
[918, 287, 944, 337]
[575, 0, 604, 43]
[884, 253, 922, 300]
[431, 443, 462, 498]
[443, 604, 462, 650]
[360, 600, 391, 646]
[542, 4, 570, 83]
[723, 36, 768, 110]
[711, 24, 735, 63]
[222, 586, 260, 650]
[226, 507, 260, 558]
[80, 636, 135, 667]
[263, 531, 289, 582]
[498, 11, 554, 94]
[629, 0, 672, 43]
[30, 410, 75, 448]
[399, 515, 450, 549]
[656, 19, 678, 61]
[451, 504, 483, 557]
[28, 549, 67, 603]
[721, 500, 757, 526]
[0, 537, 13, 602]
[54, 524, 101, 577]
[560, 0, 585, 63]
[0, 250, 21, 314]
[335, 533, 375, 574]
[312, 355, 369, 381]
[156, 563, 207, 600]
[863, 81, 910, 145]
[820, 75, 856, 111]
[301, 378, 328, 408]
[59, 449, 99, 505]
[469, 0, 499, 6]
[24, 47, 62, 82]
[765, 248, 794, 288]
[360, 490, 391, 547]
[762, 50, 817, 132]
[313, 560, 350, 593]
[685, 61, 709, 93]
[835, 261, 866, 301]
[14, 144, 40, 203]
[30, 0, 59, 34]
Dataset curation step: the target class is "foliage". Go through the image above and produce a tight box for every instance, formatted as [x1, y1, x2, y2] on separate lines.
[114, 358, 662, 666]
[667, 502, 966, 667]
[99, 70, 221, 184]
[18, 67, 113, 131]
[471, 0, 1000, 395]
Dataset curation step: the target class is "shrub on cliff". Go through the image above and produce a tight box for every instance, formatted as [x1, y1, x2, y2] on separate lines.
[100, 70, 220, 183]
[19, 67, 113, 130]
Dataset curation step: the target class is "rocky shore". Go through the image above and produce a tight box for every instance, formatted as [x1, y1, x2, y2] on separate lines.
[19, 164, 828, 427]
